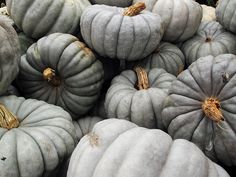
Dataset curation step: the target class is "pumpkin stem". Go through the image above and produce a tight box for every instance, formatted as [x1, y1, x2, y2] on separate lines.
[0, 104, 19, 129]
[134, 66, 149, 90]
[202, 98, 224, 123]
[205, 37, 212, 42]
[123, 2, 146, 16]
[43, 68, 61, 87]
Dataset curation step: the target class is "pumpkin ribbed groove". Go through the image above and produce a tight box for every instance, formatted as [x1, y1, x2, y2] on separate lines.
[0, 104, 19, 129]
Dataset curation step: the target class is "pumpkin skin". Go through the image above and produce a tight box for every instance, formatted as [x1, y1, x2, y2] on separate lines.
[182, 21, 236, 66]
[18, 32, 35, 56]
[0, 16, 20, 96]
[201, 5, 216, 21]
[105, 68, 176, 129]
[216, 0, 236, 34]
[0, 95, 76, 177]
[80, 4, 164, 61]
[67, 119, 230, 177]
[127, 42, 185, 76]
[4, 85, 20, 96]
[162, 54, 236, 166]
[6, 0, 91, 39]
[89, 0, 132, 7]
[17, 33, 104, 119]
[133, 0, 202, 43]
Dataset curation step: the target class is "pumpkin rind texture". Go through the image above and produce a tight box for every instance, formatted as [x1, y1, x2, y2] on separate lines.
[0, 95, 76, 177]
[17, 33, 104, 119]
[201, 5, 216, 21]
[89, 0, 132, 7]
[133, 0, 202, 42]
[6, 0, 91, 39]
[67, 119, 230, 177]
[216, 0, 236, 34]
[18, 32, 35, 56]
[80, 4, 164, 61]
[0, 16, 20, 95]
[182, 21, 236, 66]
[105, 68, 176, 129]
[162, 54, 236, 166]
[127, 42, 185, 76]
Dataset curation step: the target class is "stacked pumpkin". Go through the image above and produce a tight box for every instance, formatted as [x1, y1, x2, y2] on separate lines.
[0, 0, 235, 177]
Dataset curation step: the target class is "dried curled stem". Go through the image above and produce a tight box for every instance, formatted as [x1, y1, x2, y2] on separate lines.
[202, 98, 224, 123]
[0, 104, 19, 129]
[134, 66, 149, 90]
[43, 68, 61, 86]
[123, 2, 146, 16]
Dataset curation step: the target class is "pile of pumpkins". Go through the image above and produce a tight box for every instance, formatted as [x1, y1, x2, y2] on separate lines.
[0, 0, 235, 176]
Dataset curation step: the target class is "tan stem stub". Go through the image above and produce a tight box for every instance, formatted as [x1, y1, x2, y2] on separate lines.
[205, 37, 212, 42]
[202, 98, 224, 123]
[134, 66, 149, 90]
[123, 2, 146, 16]
[0, 104, 19, 129]
[43, 68, 61, 86]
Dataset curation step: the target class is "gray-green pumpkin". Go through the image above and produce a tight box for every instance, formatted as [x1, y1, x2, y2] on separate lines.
[0, 16, 20, 95]
[216, 0, 236, 34]
[0, 95, 76, 177]
[133, 0, 202, 43]
[18, 32, 35, 56]
[105, 67, 176, 129]
[182, 21, 236, 66]
[89, 0, 132, 7]
[162, 54, 236, 166]
[80, 3, 164, 61]
[67, 118, 230, 177]
[17, 33, 104, 119]
[6, 0, 91, 39]
[127, 42, 185, 76]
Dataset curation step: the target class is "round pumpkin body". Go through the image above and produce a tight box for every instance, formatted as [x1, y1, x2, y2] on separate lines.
[80, 4, 164, 61]
[67, 119, 230, 177]
[17, 33, 104, 119]
[162, 54, 236, 166]
[182, 21, 236, 66]
[89, 0, 132, 7]
[201, 5, 216, 21]
[0, 95, 76, 177]
[133, 0, 202, 43]
[105, 68, 176, 129]
[216, 0, 236, 34]
[127, 42, 185, 76]
[0, 16, 20, 95]
[6, 0, 91, 39]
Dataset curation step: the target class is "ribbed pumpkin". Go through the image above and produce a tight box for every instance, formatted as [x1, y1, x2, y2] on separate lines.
[89, 0, 132, 7]
[201, 5, 216, 21]
[182, 21, 236, 66]
[105, 67, 176, 129]
[80, 3, 164, 61]
[17, 33, 104, 119]
[162, 54, 236, 166]
[216, 0, 236, 34]
[0, 95, 76, 177]
[4, 85, 20, 96]
[67, 119, 230, 177]
[6, 0, 91, 39]
[0, 16, 20, 95]
[127, 42, 185, 76]
[132, 0, 202, 43]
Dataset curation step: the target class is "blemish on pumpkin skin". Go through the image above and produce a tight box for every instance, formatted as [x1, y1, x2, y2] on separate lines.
[88, 132, 99, 147]
[75, 41, 93, 56]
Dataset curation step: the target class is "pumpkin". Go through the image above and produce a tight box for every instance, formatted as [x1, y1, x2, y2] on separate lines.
[162, 54, 236, 166]
[216, 0, 236, 34]
[18, 32, 35, 56]
[17, 33, 104, 119]
[89, 0, 132, 7]
[6, 0, 91, 39]
[201, 5, 216, 21]
[105, 67, 176, 129]
[67, 118, 230, 177]
[80, 3, 164, 61]
[0, 95, 76, 177]
[4, 85, 20, 96]
[182, 21, 236, 66]
[0, 5, 14, 26]
[127, 42, 185, 76]
[132, 0, 202, 43]
[0, 16, 20, 96]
